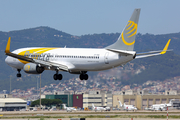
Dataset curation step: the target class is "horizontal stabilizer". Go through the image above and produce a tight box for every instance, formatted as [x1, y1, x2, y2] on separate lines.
[106, 49, 135, 56]
[136, 39, 171, 59]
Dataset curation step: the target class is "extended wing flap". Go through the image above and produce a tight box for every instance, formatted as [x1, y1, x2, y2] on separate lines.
[34, 59, 69, 71]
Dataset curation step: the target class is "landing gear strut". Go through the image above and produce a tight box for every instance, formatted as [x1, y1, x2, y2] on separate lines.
[79, 72, 88, 80]
[53, 70, 62, 80]
[17, 69, 21, 77]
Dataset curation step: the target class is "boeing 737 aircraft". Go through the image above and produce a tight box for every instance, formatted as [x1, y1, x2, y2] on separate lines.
[5, 9, 171, 80]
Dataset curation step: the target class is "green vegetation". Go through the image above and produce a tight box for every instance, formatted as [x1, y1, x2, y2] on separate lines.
[30, 99, 62, 107]
[0, 26, 180, 91]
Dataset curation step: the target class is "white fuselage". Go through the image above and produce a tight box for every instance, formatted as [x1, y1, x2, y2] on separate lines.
[150, 103, 171, 111]
[63, 104, 76, 112]
[5, 47, 135, 73]
[123, 105, 137, 111]
[93, 106, 106, 111]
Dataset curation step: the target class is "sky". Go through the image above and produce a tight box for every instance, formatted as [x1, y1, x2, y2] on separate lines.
[0, 0, 180, 36]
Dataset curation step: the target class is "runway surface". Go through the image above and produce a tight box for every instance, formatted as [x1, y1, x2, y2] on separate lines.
[0, 110, 180, 120]
[0, 118, 180, 120]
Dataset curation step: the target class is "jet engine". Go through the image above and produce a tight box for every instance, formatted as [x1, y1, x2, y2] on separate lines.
[23, 63, 44, 74]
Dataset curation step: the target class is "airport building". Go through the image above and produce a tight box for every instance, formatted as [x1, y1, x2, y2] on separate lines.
[83, 90, 112, 108]
[43, 90, 112, 109]
[42, 89, 180, 110]
[113, 90, 180, 110]
[0, 98, 27, 111]
[44, 93, 83, 108]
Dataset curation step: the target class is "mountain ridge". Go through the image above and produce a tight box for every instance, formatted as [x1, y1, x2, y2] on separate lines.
[0, 26, 180, 91]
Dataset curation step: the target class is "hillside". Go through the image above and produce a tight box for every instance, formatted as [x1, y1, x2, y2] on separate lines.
[0, 26, 180, 91]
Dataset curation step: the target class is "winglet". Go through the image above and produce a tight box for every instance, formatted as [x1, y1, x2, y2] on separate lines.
[5, 37, 11, 53]
[160, 39, 171, 54]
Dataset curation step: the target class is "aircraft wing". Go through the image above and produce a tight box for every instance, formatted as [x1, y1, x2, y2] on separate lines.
[136, 39, 171, 59]
[5, 37, 69, 71]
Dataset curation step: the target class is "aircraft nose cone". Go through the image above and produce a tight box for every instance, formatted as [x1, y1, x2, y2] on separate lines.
[5, 56, 11, 65]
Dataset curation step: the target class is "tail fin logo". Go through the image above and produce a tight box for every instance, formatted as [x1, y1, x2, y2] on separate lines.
[122, 20, 137, 46]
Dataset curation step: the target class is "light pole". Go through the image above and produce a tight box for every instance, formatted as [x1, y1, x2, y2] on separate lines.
[37, 76, 39, 97]
[40, 74, 41, 110]
[10, 75, 12, 94]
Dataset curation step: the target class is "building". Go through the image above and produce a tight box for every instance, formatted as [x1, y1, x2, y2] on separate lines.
[46, 95, 73, 107]
[0, 94, 12, 98]
[83, 90, 112, 108]
[0, 98, 27, 111]
[113, 90, 180, 110]
[43, 89, 180, 110]
[73, 94, 83, 108]
[165, 90, 180, 95]
[44, 90, 112, 109]
[45, 94, 83, 108]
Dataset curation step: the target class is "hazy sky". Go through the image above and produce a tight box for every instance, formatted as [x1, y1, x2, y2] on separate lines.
[0, 0, 180, 36]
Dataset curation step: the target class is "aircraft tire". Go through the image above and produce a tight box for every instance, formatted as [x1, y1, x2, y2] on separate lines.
[84, 74, 88, 80]
[53, 74, 58, 80]
[17, 73, 21, 77]
[80, 74, 84, 80]
[58, 74, 62, 80]
[79, 74, 88, 80]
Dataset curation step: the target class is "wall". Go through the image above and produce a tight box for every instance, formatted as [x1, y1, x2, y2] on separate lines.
[73, 94, 83, 108]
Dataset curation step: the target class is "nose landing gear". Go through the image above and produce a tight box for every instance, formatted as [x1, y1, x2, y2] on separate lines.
[17, 69, 21, 77]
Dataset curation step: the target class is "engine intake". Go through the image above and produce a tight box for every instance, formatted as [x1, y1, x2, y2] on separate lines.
[23, 63, 44, 74]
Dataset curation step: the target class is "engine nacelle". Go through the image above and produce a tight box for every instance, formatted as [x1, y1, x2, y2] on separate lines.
[23, 63, 44, 74]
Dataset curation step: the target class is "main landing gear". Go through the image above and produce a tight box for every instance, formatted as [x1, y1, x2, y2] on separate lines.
[79, 72, 88, 80]
[53, 71, 89, 81]
[53, 70, 62, 80]
[17, 69, 21, 77]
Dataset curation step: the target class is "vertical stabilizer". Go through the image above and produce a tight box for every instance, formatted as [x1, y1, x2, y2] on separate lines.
[92, 103, 95, 108]
[106, 9, 140, 51]
[119, 101, 123, 107]
[63, 104, 67, 109]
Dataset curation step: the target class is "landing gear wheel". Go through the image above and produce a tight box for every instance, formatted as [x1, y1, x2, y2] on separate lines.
[53, 74, 58, 80]
[84, 74, 88, 80]
[57, 74, 62, 80]
[17, 69, 21, 77]
[17, 73, 21, 77]
[53, 74, 63, 80]
[80, 74, 84, 80]
[79, 74, 88, 80]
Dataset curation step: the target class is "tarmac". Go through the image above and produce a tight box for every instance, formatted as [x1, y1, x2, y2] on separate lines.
[0, 110, 180, 120]
[1, 118, 179, 120]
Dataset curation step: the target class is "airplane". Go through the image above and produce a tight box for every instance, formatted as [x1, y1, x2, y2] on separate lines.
[145, 99, 173, 111]
[5, 8, 171, 81]
[62, 104, 77, 112]
[92, 104, 106, 112]
[119, 101, 137, 111]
